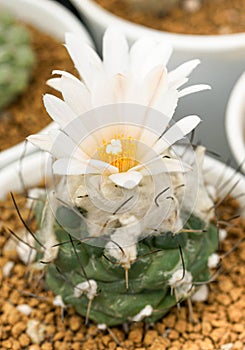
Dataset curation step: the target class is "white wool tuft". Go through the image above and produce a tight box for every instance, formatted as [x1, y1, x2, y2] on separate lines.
[219, 228, 227, 241]
[53, 295, 66, 308]
[208, 253, 220, 269]
[2, 261, 14, 277]
[74, 280, 97, 300]
[168, 269, 192, 288]
[97, 324, 107, 330]
[105, 215, 140, 268]
[191, 285, 209, 302]
[131, 305, 153, 322]
[168, 269, 193, 302]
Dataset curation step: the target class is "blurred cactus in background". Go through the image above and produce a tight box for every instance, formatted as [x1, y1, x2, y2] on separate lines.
[0, 14, 35, 110]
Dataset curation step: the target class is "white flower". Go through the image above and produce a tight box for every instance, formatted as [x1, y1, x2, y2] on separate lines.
[27, 27, 210, 190]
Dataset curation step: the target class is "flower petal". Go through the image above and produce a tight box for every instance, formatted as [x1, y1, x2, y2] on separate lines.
[168, 59, 200, 89]
[27, 134, 54, 153]
[141, 41, 173, 77]
[53, 158, 118, 175]
[65, 33, 103, 88]
[103, 27, 129, 76]
[43, 94, 77, 128]
[47, 70, 91, 115]
[109, 171, 143, 189]
[178, 84, 211, 98]
[129, 37, 157, 76]
[151, 88, 179, 122]
[144, 65, 168, 108]
[130, 157, 192, 175]
[130, 38, 172, 78]
[27, 130, 89, 160]
[153, 115, 201, 155]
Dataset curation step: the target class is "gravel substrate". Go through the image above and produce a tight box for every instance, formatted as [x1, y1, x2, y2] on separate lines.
[94, 0, 245, 35]
[0, 194, 244, 350]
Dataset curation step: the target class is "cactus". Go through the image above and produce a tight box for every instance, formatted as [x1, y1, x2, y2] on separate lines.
[32, 146, 218, 326]
[40, 205, 218, 326]
[27, 28, 218, 326]
[0, 14, 35, 110]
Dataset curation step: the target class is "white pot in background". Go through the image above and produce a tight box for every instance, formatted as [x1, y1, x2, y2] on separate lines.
[0, 0, 94, 170]
[1, 152, 244, 217]
[70, 0, 245, 164]
[226, 72, 245, 173]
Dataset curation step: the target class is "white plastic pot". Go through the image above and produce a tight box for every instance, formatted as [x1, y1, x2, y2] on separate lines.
[226, 72, 245, 173]
[0, 0, 94, 170]
[0, 152, 49, 200]
[1, 152, 245, 219]
[70, 0, 245, 163]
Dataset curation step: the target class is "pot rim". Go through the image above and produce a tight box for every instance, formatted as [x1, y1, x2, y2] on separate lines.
[225, 72, 245, 173]
[72, 0, 245, 52]
[0, 0, 93, 43]
[0, 0, 94, 169]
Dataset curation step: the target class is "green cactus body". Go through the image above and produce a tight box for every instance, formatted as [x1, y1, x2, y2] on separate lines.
[0, 14, 35, 110]
[36, 203, 218, 326]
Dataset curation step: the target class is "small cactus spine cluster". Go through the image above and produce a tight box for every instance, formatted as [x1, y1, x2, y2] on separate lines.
[0, 14, 35, 110]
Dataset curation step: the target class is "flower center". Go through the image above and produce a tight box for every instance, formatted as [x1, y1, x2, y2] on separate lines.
[98, 136, 138, 172]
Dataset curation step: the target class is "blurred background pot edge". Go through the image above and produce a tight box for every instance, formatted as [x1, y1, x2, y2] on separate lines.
[0, 0, 94, 170]
[225, 71, 245, 174]
[70, 0, 245, 165]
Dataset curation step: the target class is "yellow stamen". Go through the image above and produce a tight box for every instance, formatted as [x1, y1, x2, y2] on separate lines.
[98, 135, 138, 172]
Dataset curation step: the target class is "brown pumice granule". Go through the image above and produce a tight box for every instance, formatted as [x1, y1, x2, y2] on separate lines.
[94, 0, 245, 35]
